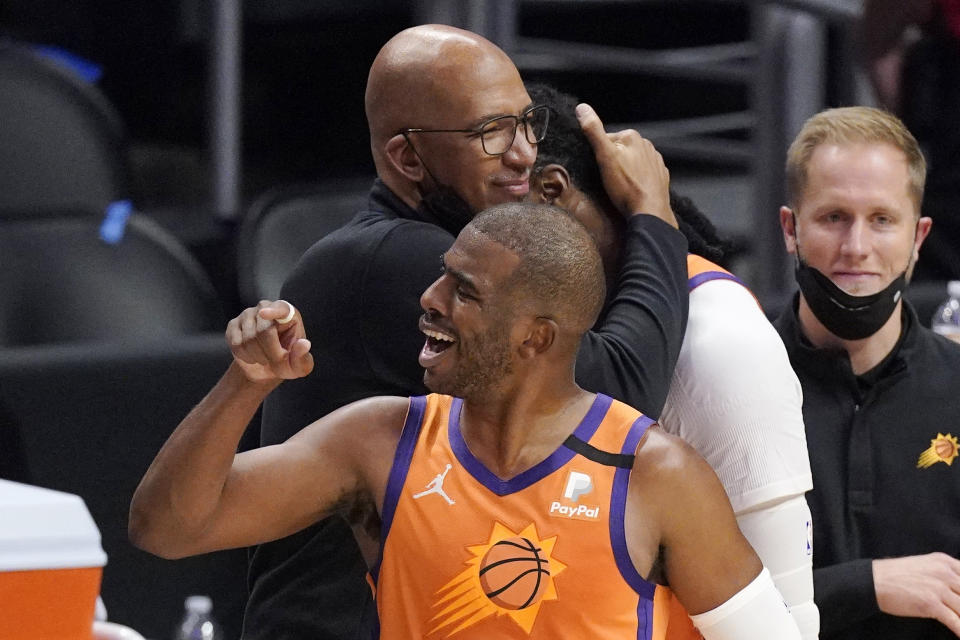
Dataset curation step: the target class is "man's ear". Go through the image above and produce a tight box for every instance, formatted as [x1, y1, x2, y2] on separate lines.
[531, 164, 571, 205]
[913, 215, 933, 262]
[385, 134, 426, 183]
[517, 317, 558, 358]
[780, 206, 798, 255]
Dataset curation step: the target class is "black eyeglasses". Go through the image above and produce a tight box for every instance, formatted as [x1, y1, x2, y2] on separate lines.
[401, 105, 551, 156]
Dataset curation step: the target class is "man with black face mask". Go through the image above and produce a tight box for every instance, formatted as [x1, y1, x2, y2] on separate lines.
[244, 25, 689, 640]
[773, 106, 960, 640]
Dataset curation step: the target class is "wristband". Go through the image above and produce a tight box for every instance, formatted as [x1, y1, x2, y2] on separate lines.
[691, 568, 801, 640]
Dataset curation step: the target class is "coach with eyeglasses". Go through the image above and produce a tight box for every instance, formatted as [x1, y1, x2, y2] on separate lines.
[244, 24, 689, 640]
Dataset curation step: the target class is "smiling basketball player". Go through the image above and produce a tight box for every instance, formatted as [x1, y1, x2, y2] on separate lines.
[130, 109, 801, 640]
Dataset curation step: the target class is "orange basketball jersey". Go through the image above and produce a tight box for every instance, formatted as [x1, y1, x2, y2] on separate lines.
[371, 393, 692, 639]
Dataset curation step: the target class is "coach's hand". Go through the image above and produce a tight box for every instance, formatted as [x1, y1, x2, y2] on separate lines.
[226, 300, 314, 383]
[576, 102, 677, 228]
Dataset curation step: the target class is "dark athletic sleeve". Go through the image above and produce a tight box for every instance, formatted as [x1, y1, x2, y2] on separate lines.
[575, 214, 689, 418]
[814, 560, 880, 636]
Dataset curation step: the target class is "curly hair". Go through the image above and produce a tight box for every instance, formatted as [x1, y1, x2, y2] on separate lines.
[527, 82, 730, 263]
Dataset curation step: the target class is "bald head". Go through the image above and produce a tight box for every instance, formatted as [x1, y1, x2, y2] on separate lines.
[365, 25, 535, 214]
[365, 25, 523, 166]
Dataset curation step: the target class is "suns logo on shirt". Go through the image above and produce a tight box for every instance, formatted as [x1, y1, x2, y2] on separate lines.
[428, 521, 567, 637]
[547, 470, 601, 521]
[917, 433, 959, 469]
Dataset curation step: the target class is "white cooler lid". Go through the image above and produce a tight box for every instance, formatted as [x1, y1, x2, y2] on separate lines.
[0, 480, 107, 571]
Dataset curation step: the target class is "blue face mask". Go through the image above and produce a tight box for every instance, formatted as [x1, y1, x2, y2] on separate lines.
[794, 259, 905, 340]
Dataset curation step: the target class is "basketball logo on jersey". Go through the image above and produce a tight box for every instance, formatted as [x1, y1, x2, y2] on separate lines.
[428, 521, 567, 636]
[548, 469, 601, 521]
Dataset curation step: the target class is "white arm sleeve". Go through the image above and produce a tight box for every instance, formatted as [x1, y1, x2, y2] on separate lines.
[737, 494, 819, 640]
[660, 280, 819, 638]
[660, 280, 812, 513]
[690, 568, 801, 640]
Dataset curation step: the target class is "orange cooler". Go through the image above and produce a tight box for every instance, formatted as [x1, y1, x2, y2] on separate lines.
[0, 480, 107, 640]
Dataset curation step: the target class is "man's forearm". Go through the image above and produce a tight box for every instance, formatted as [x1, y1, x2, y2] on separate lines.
[129, 363, 279, 558]
[575, 214, 689, 417]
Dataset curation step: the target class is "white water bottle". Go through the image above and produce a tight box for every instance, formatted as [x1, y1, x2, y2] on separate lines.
[174, 595, 221, 640]
[931, 280, 960, 344]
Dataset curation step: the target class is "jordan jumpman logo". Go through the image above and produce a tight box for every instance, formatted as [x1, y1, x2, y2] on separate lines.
[413, 463, 456, 505]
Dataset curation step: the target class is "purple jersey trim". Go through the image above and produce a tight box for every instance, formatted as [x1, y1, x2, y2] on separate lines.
[609, 414, 657, 600]
[688, 269, 745, 291]
[370, 395, 427, 585]
[448, 393, 612, 496]
[637, 597, 654, 640]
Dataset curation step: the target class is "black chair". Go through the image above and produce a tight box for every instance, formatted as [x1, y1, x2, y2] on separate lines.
[0, 42, 129, 218]
[235, 179, 370, 305]
[0, 213, 223, 346]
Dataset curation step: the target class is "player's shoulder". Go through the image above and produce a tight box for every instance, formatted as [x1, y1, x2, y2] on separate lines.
[631, 425, 714, 483]
[679, 280, 801, 416]
[300, 395, 411, 447]
[630, 425, 736, 523]
[332, 395, 411, 429]
[311, 396, 413, 473]
[686, 279, 788, 360]
[688, 276, 764, 322]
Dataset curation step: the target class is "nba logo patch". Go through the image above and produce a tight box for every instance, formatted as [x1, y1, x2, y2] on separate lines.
[548, 470, 601, 521]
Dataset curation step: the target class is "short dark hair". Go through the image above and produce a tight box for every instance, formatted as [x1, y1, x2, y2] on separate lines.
[468, 202, 606, 334]
[528, 83, 609, 208]
[527, 82, 730, 263]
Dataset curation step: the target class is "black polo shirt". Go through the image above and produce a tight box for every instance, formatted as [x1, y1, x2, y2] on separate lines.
[775, 296, 960, 640]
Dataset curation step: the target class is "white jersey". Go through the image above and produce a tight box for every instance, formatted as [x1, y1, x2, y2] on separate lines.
[659, 274, 812, 514]
[653, 255, 819, 638]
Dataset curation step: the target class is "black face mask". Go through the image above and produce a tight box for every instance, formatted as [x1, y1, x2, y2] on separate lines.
[416, 184, 475, 237]
[795, 259, 906, 340]
[405, 133, 476, 237]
